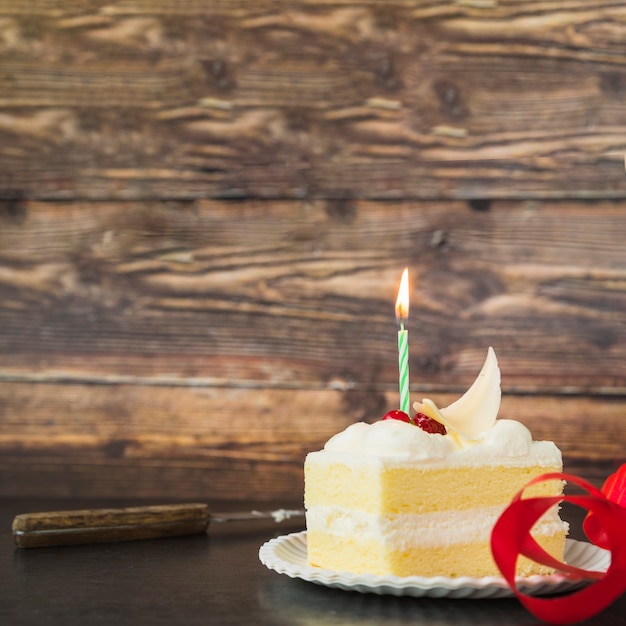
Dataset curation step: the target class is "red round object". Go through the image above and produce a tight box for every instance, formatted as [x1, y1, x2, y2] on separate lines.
[413, 411, 447, 435]
[382, 410, 411, 423]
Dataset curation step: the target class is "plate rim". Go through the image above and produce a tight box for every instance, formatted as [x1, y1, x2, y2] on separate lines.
[259, 531, 610, 599]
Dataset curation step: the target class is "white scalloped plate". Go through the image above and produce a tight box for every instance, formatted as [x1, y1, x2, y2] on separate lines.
[259, 532, 610, 599]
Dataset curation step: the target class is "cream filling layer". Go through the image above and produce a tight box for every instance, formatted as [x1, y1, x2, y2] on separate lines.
[305, 505, 568, 549]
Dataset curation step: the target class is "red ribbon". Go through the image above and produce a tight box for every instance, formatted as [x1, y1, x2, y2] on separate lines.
[491, 465, 626, 624]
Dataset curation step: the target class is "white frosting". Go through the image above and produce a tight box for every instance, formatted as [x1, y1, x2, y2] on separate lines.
[324, 419, 454, 459]
[320, 418, 561, 468]
[306, 505, 568, 549]
[474, 418, 532, 456]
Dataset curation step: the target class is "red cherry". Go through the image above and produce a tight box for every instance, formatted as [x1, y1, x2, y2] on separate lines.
[414, 411, 447, 435]
[382, 410, 411, 423]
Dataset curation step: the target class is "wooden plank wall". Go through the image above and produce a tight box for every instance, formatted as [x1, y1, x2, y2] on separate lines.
[1, 1, 625, 501]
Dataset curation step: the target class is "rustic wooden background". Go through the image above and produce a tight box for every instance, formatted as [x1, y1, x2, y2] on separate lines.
[1, 1, 625, 502]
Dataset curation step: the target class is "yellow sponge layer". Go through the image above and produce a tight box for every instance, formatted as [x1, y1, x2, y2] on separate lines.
[305, 462, 564, 514]
[307, 529, 567, 578]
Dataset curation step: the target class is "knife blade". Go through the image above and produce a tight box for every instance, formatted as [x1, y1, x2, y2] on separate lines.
[12, 503, 305, 548]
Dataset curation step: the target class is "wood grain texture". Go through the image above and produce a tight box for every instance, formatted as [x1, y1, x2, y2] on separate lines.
[1, 1, 625, 200]
[1, 2, 625, 500]
[12, 503, 211, 547]
[1, 198, 625, 498]
[1, 198, 625, 391]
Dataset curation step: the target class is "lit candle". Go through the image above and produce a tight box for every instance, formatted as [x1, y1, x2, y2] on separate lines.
[395, 268, 410, 415]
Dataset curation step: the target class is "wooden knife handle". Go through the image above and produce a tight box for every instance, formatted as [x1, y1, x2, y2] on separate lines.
[12, 503, 210, 548]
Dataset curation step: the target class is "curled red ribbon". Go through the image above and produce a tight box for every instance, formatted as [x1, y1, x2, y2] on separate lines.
[583, 465, 626, 550]
[491, 465, 626, 624]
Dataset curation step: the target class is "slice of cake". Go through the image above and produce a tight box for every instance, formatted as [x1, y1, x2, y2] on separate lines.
[304, 347, 568, 578]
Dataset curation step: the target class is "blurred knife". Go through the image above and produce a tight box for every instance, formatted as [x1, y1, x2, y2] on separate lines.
[12, 503, 304, 548]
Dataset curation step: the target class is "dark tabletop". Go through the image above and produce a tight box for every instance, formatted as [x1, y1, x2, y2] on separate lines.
[0, 499, 624, 626]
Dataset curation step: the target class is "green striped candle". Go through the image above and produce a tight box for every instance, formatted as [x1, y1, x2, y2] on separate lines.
[395, 268, 410, 415]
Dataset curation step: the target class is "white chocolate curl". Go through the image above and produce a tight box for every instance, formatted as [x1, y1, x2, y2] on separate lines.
[414, 347, 501, 442]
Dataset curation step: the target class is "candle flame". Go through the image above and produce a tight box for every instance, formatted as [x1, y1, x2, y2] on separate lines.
[395, 267, 409, 323]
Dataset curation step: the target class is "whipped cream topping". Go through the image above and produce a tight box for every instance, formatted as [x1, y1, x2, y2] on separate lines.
[324, 419, 455, 459]
[321, 418, 556, 465]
